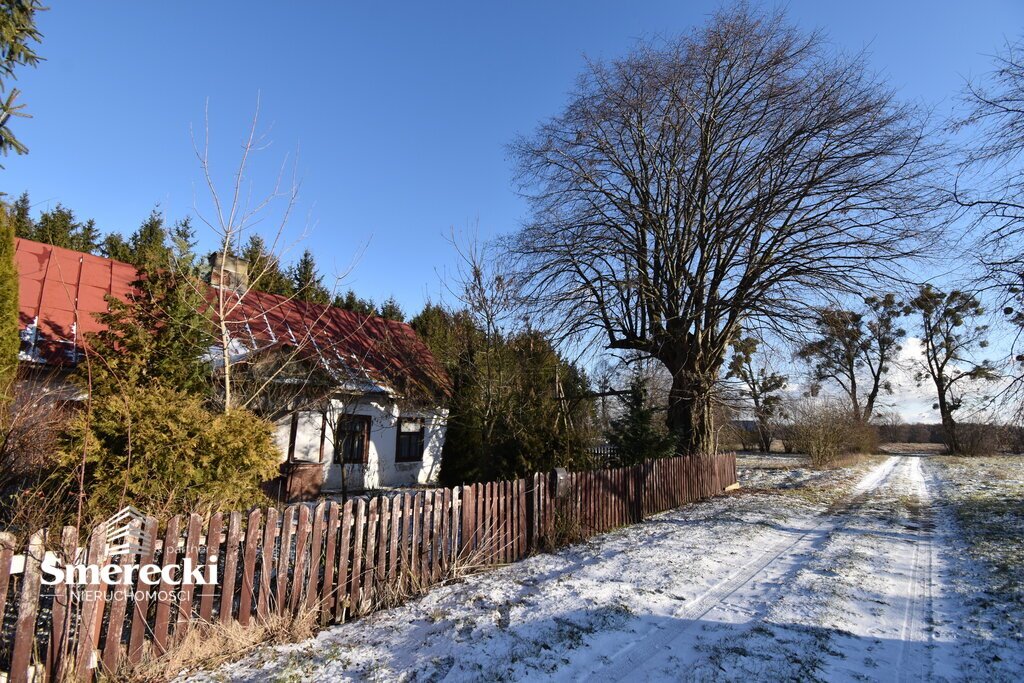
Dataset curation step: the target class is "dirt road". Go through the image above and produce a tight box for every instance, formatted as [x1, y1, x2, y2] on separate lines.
[186, 455, 1022, 682]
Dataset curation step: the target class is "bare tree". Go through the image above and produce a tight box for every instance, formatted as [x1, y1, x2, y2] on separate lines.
[191, 96, 348, 413]
[955, 37, 1024, 250]
[508, 7, 940, 454]
[955, 37, 1024, 414]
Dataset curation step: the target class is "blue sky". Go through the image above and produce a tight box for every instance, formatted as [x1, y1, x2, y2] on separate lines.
[5, 0, 1023, 321]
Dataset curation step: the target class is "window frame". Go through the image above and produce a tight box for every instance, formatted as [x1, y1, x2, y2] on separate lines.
[333, 414, 371, 465]
[394, 417, 426, 463]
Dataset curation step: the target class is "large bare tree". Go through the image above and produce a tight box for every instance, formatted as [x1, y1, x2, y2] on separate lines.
[508, 7, 940, 454]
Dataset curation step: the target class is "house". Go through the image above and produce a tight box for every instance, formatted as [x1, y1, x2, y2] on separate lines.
[12, 237, 450, 498]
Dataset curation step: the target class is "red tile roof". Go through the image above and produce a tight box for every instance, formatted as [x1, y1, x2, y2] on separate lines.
[14, 238, 449, 398]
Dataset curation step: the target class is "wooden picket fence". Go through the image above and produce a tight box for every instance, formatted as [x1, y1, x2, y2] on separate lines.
[0, 453, 736, 682]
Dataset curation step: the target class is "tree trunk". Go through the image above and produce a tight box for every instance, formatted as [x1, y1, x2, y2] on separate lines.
[666, 369, 717, 456]
[936, 388, 960, 453]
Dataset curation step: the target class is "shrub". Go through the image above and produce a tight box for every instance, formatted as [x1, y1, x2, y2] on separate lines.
[786, 398, 879, 467]
[54, 384, 280, 523]
[955, 423, 1005, 457]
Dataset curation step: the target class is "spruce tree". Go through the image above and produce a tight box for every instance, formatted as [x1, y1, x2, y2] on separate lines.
[85, 218, 213, 397]
[289, 249, 330, 304]
[0, 0, 44, 161]
[379, 295, 405, 322]
[241, 234, 293, 296]
[334, 289, 376, 315]
[605, 375, 675, 466]
[31, 204, 100, 253]
[10, 191, 31, 238]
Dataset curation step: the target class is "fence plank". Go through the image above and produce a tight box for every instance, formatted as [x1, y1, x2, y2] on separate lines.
[0, 532, 15, 652]
[258, 507, 279, 621]
[47, 526, 79, 677]
[152, 516, 180, 654]
[275, 506, 296, 614]
[419, 493, 431, 580]
[430, 490, 443, 581]
[288, 505, 310, 614]
[388, 495, 401, 584]
[362, 498, 380, 614]
[335, 500, 354, 622]
[348, 499, 366, 617]
[127, 517, 158, 665]
[75, 524, 108, 680]
[238, 509, 262, 626]
[373, 497, 390, 597]
[321, 503, 340, 625]
[199, 513, 223, 623]
[175, 513, 204, 641]
[305, 502, 327, 613]
[408, 492, 421, 584]
[10, 530, 44, 683]
[219, 512, 242, 626]
[101, 522, 141, 675]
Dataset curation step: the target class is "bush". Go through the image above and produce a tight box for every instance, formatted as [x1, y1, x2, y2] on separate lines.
[954, 423, 1005, 456]
[0, 371, 69, 534]
[54, 384, 280, 523]
[786, 398, 879, 467]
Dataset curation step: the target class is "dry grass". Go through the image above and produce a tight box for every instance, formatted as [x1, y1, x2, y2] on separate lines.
[109, 608, 320, 682]
[934, 455, 1024, 605]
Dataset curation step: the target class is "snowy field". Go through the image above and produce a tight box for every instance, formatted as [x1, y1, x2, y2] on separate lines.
[183, 453, 1024, 682]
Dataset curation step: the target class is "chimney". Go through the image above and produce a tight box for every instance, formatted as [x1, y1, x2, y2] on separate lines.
[208, 252, 249, 290]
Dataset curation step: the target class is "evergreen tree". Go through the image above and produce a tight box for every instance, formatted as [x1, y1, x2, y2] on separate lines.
[289, 249, 330, 304]
[334, 289, 375, 315]
[241, 234, 293, 296]
[125, 210, 171, 270]
[605, 375, 675, 466]
[412, 304, 594, 483]
[85, 228, 213, 397]
[0, 0, 44, 161]
[30, 204, 100, 253]
[100, 233, 132, 262]
[0, 204, 18, 412]
[378, 295, 405, 322]
[10, 191, 31, 238]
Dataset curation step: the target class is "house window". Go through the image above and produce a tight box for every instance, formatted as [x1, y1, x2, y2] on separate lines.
[334, 415, 370, 464]
[395, 418, 425, 462]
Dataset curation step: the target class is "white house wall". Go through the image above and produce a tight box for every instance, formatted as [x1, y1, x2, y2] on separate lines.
[274, 397, 447, 492]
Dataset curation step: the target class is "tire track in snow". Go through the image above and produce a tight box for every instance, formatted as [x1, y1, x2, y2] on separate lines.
[893, 456, 936, 683]
[573, 456, 906, 682]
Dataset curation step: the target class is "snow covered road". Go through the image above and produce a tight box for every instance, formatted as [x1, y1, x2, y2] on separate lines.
[185, 455, 1023, 682]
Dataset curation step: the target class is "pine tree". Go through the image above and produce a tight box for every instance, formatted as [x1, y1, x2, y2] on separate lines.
[605, 375, 675, 466]
[289, 249, 330, 304]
